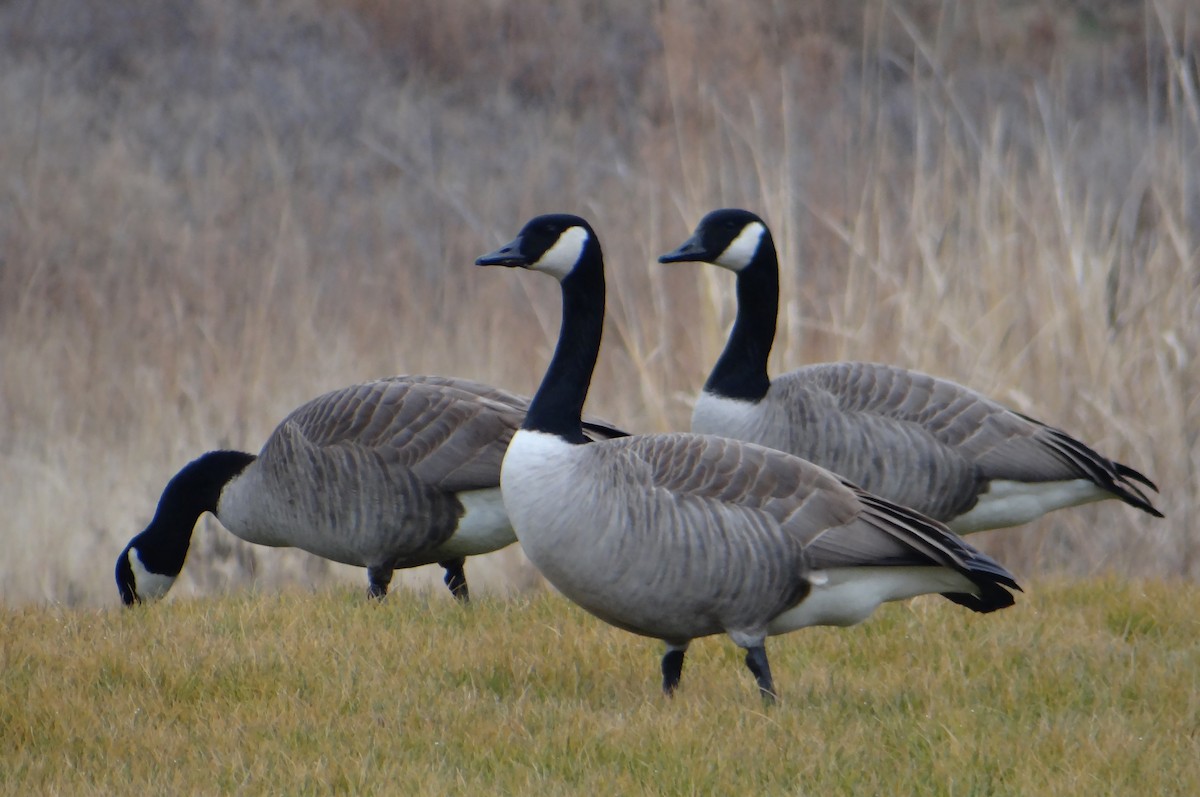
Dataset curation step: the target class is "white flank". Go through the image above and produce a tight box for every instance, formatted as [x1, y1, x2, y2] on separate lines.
[767, 566, 974, 633]
[714, 221, 765, 271]
[434, 488, 515, 557]
[129, 548, 176, 603]
[534, 226, 590, 280]
[950, 478, 1107, 534]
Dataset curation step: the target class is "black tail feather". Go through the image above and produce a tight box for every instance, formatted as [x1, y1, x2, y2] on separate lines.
[1042, 429, 1163, 518]
[1115, 461, 1162, 497]
[851, 487, 1023, 612]
[942, 583, 1017, 614]
[1014, 411, 1163, 518]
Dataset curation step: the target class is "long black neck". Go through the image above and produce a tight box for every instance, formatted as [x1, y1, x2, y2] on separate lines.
[522, 244, 606, 444]
[130, 450, 256, 575]
[704, 240, 778, 401]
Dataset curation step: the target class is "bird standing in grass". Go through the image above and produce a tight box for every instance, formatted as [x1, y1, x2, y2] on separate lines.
[660, 208, 1161, 533]
[115, 375, 626, 606]
[477, 213, 1020, 701]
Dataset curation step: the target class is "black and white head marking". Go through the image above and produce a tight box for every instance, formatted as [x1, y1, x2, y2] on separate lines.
[116, 545, 176, 605]
[476, 214, 593, 282]
[658, 208, 768, 273]
[713, 221, 765, 272]
[533, 225, 589, 280]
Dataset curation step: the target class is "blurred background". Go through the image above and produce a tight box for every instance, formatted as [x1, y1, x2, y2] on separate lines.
[1, 0, 1195, 607]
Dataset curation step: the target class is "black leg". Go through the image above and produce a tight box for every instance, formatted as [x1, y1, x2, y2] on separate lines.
[366, 567, 392, 600]
[744, 645, 777, 704]
[661, 647, 687, 696]
[439, 558, 470, 603]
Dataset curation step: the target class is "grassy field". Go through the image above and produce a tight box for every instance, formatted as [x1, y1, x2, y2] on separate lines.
[2, 579, 1197, 795]
[1, 3, 1195, 793]
[0, 1, 1195, 605]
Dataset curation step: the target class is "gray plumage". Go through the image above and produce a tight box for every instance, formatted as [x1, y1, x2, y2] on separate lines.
[504, 431, 1016, 645]
[479, 213, 1020, 701]
[114, 374, 626, 605]
[662, 208, 1162, 533]
[221, 377, 519, 565]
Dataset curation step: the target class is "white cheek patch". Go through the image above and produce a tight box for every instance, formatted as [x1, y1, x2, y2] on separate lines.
[714, 221, 765, 271]
[533, 226, 589, 280]
[129, 549, 176, 603]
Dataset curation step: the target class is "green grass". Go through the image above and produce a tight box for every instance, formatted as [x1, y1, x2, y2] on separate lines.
[3, 579, 1197, 795]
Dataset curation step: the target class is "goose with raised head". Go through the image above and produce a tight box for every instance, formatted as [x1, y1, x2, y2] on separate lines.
[660, 208, 1162, 533]
[115, 374, 627, 606]
[476, 214, 1021, 701]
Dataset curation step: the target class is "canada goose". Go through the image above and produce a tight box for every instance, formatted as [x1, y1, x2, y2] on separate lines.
[659, 208, 1162, 533]
[476, 214, 1020, 701]
[114, 374, 627, 606]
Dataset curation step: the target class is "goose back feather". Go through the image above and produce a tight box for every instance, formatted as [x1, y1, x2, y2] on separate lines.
[664, 208, 1162, 533]
[115, 374, 626, 605]
[479, 213, 1020, 700]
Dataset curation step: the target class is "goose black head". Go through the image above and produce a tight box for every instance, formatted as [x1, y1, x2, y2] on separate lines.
[115, 540, 177, 606]
[658, 208, 769, 273]
[476, 214, 596, 282]
[113, 450, 256, 607]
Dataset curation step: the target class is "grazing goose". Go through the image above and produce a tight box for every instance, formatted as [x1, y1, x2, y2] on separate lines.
[659, 208, 1162, 533]
[476, 214, 1020, 701]
[114, 375, 627, 606]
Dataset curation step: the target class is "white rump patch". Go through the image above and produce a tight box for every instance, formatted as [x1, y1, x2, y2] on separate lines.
[129, 548, 176, 603]
[950, 479, 1107, 534]
[534, 226, 590, 280]
[714, 221, 765, 271]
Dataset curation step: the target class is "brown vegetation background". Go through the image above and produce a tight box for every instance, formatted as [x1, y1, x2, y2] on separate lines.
[1, 0, 1195, 606]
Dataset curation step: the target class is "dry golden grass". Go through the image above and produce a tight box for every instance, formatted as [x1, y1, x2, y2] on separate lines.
[2, 579, 1198, 794]
[0, 0, 1196, 607]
